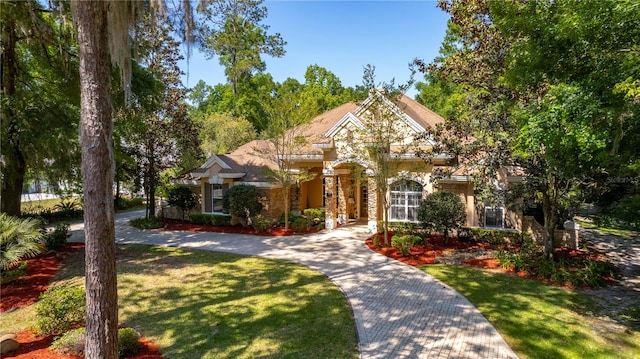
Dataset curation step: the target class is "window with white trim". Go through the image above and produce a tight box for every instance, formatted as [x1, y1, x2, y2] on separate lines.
[211, 184, 224, 212]
[390, 180, 423, 222]
[484, 207, 504, 228]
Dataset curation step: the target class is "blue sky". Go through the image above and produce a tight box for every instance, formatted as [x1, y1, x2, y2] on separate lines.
[179, 1, 450, 98]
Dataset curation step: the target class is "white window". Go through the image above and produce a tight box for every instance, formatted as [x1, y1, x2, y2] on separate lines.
[390, 180, 423, 222]
[484, 207, 504, 228]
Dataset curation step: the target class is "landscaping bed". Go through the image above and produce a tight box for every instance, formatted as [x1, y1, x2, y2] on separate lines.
[162, 218, 320, 236]
[366, 232, 617, 289]
[1, 244, 164, 359]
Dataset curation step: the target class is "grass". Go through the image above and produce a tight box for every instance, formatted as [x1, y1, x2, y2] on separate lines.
[21, 198, 65, 213]
[6, 245, 358, 359]
[422, 265, 640, 359]
[576, 219, 639, 239]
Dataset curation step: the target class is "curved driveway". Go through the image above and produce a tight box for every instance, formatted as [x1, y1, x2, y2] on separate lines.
[71, 211, 518, 359]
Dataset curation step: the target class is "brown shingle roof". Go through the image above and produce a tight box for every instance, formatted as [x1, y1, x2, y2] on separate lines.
[396, 95, 445, 130]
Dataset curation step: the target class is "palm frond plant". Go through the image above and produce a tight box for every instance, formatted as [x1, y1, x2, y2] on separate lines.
[0, 213, 44, 270]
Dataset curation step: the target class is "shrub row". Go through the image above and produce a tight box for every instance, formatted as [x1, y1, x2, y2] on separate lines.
[459, 227, 531, 246]
[129, 216, 163, 230]
[496, 244, 616, 287]
[189, 213, 232, 226]
[391, 235, 423, 255]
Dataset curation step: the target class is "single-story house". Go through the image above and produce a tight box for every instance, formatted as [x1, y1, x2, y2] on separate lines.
[184, 88, 533, 236]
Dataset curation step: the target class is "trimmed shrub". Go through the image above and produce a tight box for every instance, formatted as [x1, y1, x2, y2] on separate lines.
[252, 214, 272, 232]
[50, 327, 86, 356]
[291, 216, 311, 232]
[465, 227, 531, 246]
[388, 222, 425, 236]
[130, 216, 163, 230]
[418, 191, 466, 242]
[118, 327, 141, 358]
[189, 213, 232, 226]
[391, 235, 423, 255]
[43, 222, 71, 251]
[50, 327, 141, 358]
[35, 284, 86, 334]
[168, 187, 198, 220]
[222, 185, 263, 227]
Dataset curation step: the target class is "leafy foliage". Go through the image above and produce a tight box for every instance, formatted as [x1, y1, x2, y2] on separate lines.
[50, 327, 141, 358]
[391, 235, 423, 255]
[189, 213, 233, 226]
[222, 184, 263, 226]
[0, 213, 43, 270]
[417, 191, 466, 242]
[43, 222, 71, 251]
[167, 187, 198, 220]
[130, 216, 163, 230]
[35, 284, 86, 335]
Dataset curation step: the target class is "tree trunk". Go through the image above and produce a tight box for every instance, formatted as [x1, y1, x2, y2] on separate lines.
[75, 2, 118, 358]
[0, 147, 25, 216]
[542, 192, 556, 259]
[0, 19, 24, 216]
[284, 185, 290, 231]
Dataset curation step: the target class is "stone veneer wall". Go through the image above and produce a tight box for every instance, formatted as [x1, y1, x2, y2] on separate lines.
[522, 216, 579, 249]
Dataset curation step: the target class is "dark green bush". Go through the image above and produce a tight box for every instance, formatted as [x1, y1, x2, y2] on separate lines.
[222, 185, 263, 226]
[50, 327, 141, 358]
[189, 213, 232, 226]
[418, 191, 466, 241]
[35, 284, 86, 334]
[43, 222, 71, 251]
[252, 214, 272, 232]
[303, 208, 325, 222]
[0, 262, 28, 285]
[391, 235, 423, 255]
[168, 187, 198, 220]
[465, 227, 531, 246]
[291, 216, 311, 232]
[130, 216, 163, 230]
[388, 222, 425, 237]
[118, 327, 141, 358]
[115, 196, 144, 210]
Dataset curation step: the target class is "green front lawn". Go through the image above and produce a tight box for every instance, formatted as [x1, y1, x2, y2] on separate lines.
[422, 265, 640, 359]
[7, 245, 358, 359]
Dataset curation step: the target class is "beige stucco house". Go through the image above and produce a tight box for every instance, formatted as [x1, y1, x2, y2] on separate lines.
[188, 89, 523, 234]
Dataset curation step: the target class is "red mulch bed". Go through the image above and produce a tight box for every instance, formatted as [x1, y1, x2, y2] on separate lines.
[365, 233, 613, 287]
[1, 243, 164, 359]
[1, 243, 85, 312]
[365, 233, 493, 267]
[162, 219, 320, 236]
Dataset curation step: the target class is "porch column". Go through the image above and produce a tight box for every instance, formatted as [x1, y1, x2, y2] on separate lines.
[367, 176, 378, 233]
[324, 175, 337, 230]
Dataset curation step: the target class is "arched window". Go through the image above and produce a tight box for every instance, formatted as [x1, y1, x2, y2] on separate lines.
[390, 180, 423, 222]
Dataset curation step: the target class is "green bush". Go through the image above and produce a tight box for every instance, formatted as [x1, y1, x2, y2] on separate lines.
[189, 213, 232, 226]
[496, 243, 616, 287]
[303, 208, 325, 222]
[43, 222, 71, 251]
[130, 216, 163, 230]
[168, 187, 198, 220]
[0, 262, 28, 285]
[391, 235, 423, 255]
[252, 214, 272, 232]
[115, 196, 144, 210]
[118, 327, 141, 358]
[50, 327, 86, 356]
[0, 213, 44, 270]
[222, 185, 263, 226]
[35, 284, 86, 334]
[389, 222, 425, 236]
[418, 191, 466, 242]
[465, 227, 531, 246]
[50, 327, 142, 358]
[291, 216, 311, 232]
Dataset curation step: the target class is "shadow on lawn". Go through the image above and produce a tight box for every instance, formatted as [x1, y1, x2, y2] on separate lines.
[112, 245, 358, 359]
[430, 265, 639, 358]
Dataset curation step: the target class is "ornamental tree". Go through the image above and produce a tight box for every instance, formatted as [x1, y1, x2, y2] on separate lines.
[417, 190, 466, 242]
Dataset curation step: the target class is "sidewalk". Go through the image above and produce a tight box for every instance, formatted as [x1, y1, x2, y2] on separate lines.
[71, 211, 518, 359]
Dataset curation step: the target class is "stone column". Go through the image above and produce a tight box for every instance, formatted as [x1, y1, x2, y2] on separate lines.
[324, 175, 336, 230]
[367, 177, 378, 233]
